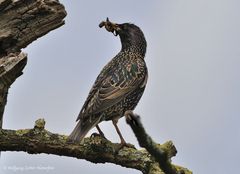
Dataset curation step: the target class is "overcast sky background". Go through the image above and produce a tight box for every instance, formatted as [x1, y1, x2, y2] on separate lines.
[1, 0, 240, 174]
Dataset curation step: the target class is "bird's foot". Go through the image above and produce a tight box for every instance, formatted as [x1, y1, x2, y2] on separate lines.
[90, 132, 108, 140]
[120, 142, 136, 149]
[66, 138, 75, 144]
[114, 142, 136, 154]
[116, 139, 136, 150]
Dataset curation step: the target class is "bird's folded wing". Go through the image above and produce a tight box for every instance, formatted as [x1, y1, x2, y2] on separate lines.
[78, 60, 147, 120]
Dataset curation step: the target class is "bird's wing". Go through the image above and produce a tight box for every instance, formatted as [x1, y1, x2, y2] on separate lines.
[77, 58, 147, 121]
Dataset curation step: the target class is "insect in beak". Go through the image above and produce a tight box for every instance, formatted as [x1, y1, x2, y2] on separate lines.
[99, 17, 119, 36]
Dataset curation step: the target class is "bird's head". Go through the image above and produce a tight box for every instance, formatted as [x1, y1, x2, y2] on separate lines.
[99, 18, 147, 57]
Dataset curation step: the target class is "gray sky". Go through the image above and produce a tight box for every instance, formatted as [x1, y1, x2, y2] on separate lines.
[1, 0, 240, 174]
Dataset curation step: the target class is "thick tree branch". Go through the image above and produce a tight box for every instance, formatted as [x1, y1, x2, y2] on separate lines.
[0, 0, 66, 54]
[0, 119, 191, 174]
[0, 52, 27, 127]
[0, 0, 67, 128]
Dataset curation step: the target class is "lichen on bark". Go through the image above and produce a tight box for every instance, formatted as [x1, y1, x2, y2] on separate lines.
[0, 118, 192, 174]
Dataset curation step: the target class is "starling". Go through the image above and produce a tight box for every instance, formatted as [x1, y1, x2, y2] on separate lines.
[68, 18, 148, 145]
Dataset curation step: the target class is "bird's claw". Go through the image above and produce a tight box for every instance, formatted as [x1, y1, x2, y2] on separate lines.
[120, 142, 136, 149]
[90, 132, 107, 140]
[115, 142, 136, 154]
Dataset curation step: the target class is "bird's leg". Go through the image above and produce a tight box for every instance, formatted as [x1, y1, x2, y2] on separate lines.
[112, 119, 128, 145]
[96, 124, 106, 139]
[90, 124, 107, 140]
[112, 119, 135, 149]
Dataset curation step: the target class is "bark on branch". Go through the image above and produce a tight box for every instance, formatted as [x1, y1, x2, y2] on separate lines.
[125, 111, 190, 174]
[0, 52, 27, 127]
[0, 0, 66, 54]
[0, 0, 67, 128]
[0, 118, 192, 174]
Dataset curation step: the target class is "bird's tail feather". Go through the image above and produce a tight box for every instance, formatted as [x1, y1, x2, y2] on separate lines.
[68, 119, 98, 142]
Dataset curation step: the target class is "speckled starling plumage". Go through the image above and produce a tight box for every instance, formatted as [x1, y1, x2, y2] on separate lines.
[69, 18, 148, 144]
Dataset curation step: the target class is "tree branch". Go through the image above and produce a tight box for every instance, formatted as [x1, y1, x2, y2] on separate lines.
[0, 0, 67, 54]
[125, 111, 190, 174]
[0, 118, 191, 174]
[0, 0, 67, 128]
[0, 52, 27, 127]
